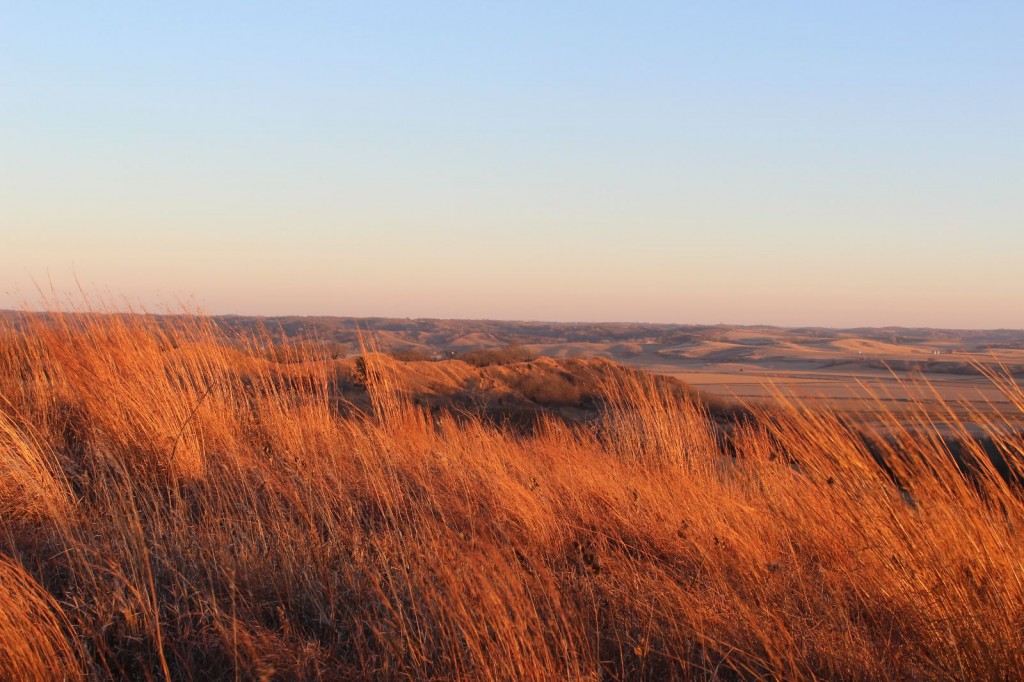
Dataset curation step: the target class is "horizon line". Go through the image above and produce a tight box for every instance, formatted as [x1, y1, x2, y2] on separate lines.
[3, 307, 1022, 335]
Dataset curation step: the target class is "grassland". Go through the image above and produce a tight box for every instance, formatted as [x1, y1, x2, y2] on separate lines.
[2, 310, 1024, 679]
[161, 313, 1024, 427]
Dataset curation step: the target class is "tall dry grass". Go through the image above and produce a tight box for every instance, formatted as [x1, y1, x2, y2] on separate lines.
[0, 309, 1022, 680]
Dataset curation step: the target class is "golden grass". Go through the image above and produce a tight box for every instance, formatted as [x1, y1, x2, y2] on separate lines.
[0, 555, 84, 682]
[1, 309, 1023, 679]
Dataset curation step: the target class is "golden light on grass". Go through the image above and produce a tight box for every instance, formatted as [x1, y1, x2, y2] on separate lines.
[0, 308, 1022, 679]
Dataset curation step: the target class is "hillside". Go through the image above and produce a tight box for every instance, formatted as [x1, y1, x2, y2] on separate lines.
[2, 311, 1024, 679]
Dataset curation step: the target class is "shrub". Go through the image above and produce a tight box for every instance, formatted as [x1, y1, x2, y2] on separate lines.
[459, 344, 536, 367]
[515, 373, 583, 406]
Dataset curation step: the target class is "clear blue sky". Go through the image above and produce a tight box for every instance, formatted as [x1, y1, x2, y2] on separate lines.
[2, 2, 1022, 327]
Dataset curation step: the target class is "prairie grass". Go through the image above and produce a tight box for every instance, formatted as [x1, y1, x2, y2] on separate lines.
[0, 309, 1022, 680]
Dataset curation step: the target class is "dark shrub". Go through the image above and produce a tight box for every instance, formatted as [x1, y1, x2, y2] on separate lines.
[515, 373, 582, 406]
[460, 344, 536, 367]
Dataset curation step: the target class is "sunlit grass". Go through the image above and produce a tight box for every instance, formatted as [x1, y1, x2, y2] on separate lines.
[1, 309, 1022, 679]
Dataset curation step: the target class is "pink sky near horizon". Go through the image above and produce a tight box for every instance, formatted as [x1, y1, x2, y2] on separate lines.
[3, 244, 1019, 329]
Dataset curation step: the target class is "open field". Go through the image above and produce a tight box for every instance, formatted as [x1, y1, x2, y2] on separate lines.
[2, 310, 1024, 679]
[186, 314, 1024, 430]
[9, 310, 1019, 429]
[614, 326, 1024, 426]
[7, 309, 1021, 429]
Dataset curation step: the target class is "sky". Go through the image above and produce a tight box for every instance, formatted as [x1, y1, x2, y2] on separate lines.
[2, 2, 1022, 328]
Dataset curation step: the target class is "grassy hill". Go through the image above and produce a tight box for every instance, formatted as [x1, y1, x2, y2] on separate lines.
[1, 310, 1023, 679]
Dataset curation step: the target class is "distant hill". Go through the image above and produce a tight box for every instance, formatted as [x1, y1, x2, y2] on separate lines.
[4, 310, 1024, 379]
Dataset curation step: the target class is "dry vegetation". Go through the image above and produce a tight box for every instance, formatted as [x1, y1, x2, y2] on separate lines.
[2, 310, 1024, 680]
